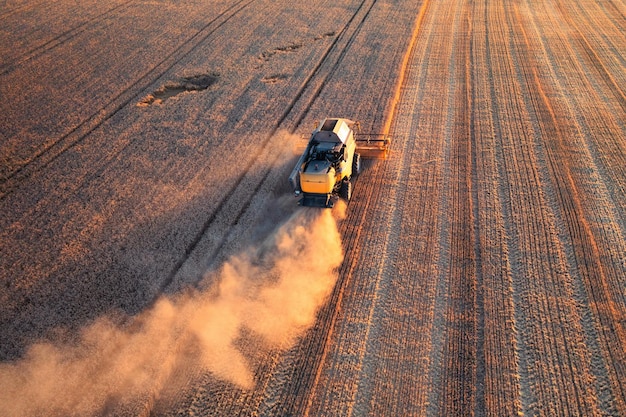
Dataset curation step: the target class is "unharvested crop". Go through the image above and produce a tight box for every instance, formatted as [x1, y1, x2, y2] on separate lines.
[0, 207, 344, 416]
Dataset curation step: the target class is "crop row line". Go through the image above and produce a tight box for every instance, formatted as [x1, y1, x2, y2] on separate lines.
[475, 1, 531, 414]
[486, 0, 622, 414]
[432, 3, 478, 414]
[514, 0, 626, 412]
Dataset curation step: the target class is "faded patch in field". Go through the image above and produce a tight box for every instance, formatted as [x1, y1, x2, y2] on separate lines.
[262, 73, 290, 84]
[255, 31, 336, 69]
[138, 73, 219, 106]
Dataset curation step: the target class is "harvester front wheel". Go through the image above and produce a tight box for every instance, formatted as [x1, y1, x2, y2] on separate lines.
[352, 153, 361, 176]
[339, 179, 352, 201]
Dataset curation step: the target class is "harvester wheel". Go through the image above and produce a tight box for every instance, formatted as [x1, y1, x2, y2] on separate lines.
[352, 153, 361, 176]
[340, 179, 352, 201]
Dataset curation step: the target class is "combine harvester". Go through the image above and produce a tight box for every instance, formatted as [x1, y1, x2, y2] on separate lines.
[289, 118, 390, 208]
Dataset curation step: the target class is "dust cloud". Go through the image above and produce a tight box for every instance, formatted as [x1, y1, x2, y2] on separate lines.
[0, 206, 345, 416]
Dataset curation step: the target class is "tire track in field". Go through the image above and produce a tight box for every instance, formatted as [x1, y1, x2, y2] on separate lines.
[469, 0, 523, 414]
[277, 0, 378, 129]
[0, 1, 134, 76]
[554, 0, 626, 113]
[544, 0, 626, 238]
[604, 0, 626, 23]
[0, 0, 256, 198]
[0, 0, 48, 20]
[481, 2, 534, 413]
[513, 1, 626, 413]
[429, 3, 478, 415]
[504, 5, 601, 414]
[287, 0, 376, 129]
[424, 1, 475, 415]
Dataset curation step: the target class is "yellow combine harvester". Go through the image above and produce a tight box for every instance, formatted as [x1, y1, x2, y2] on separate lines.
[288, 118, 390, 207]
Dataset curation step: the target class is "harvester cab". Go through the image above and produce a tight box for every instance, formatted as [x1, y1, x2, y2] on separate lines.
[289, 118, 390, 208]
